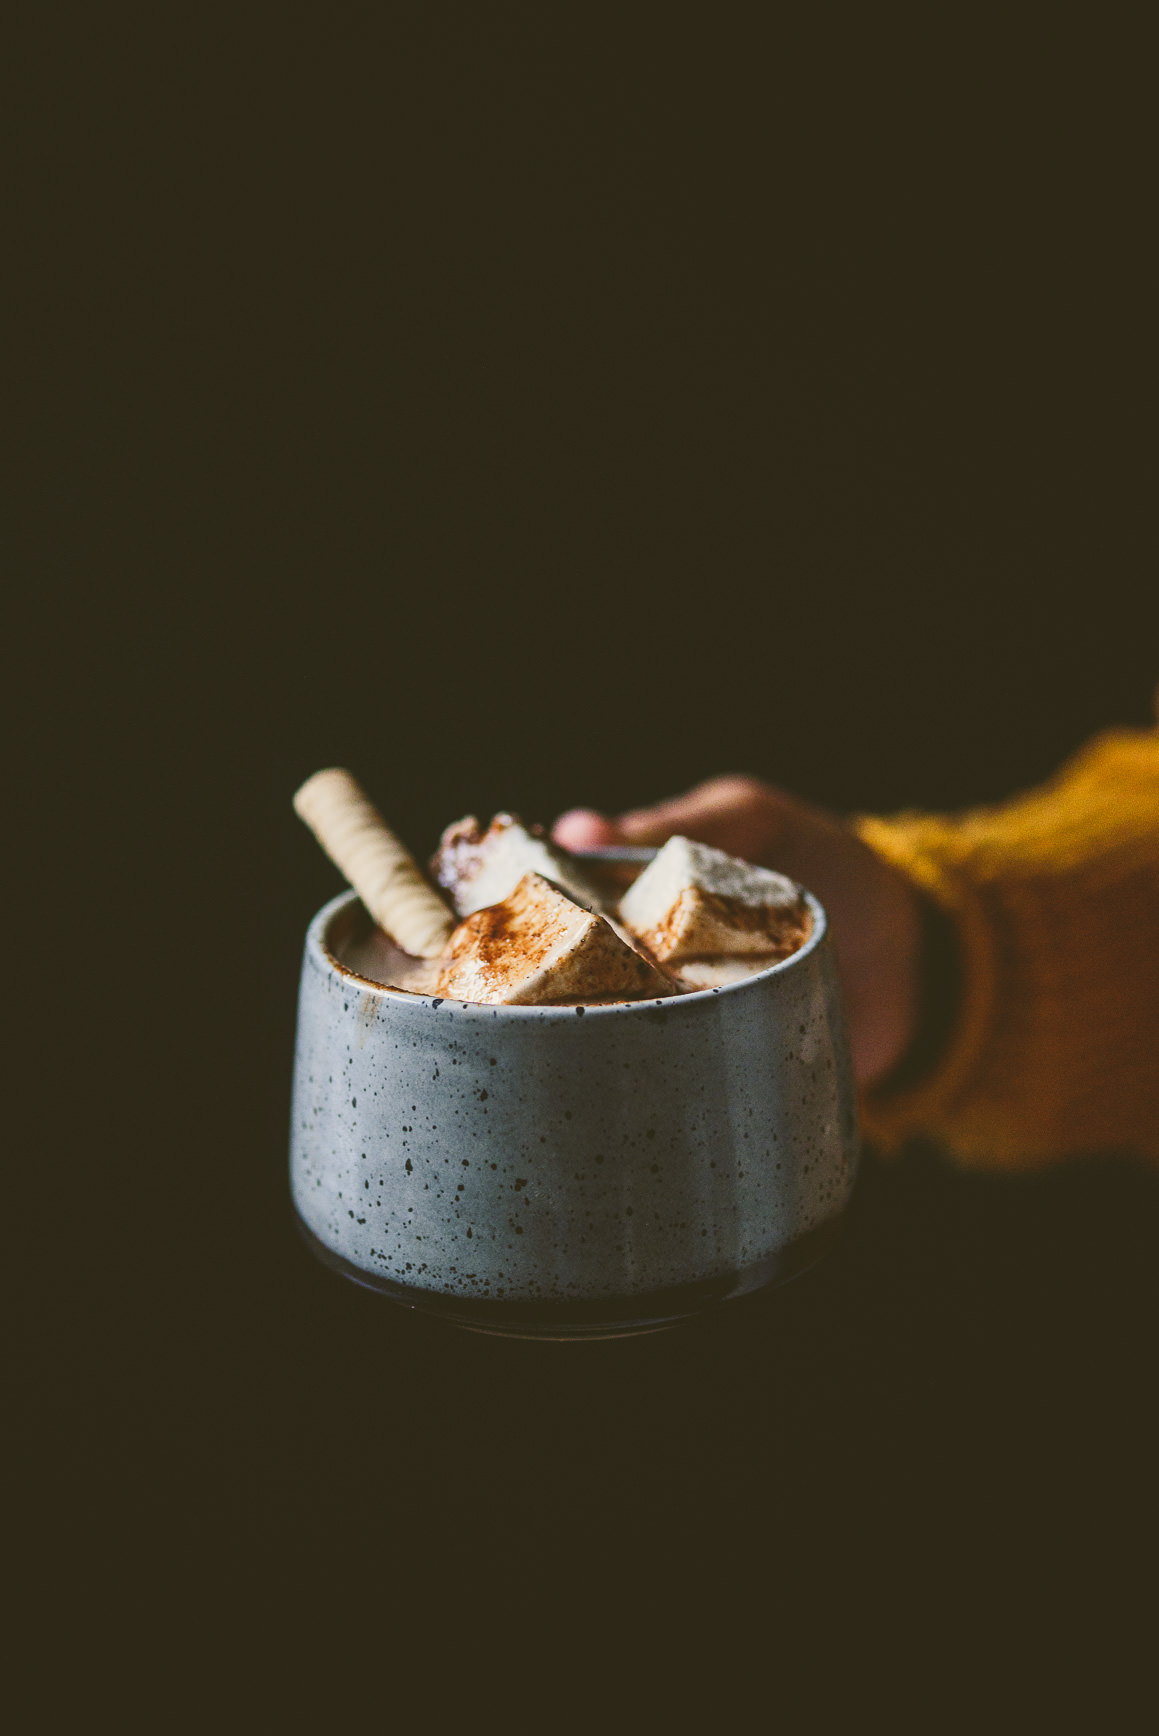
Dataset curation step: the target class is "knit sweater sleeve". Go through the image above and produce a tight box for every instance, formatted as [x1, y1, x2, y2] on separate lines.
[853, 724, 1159, 1169]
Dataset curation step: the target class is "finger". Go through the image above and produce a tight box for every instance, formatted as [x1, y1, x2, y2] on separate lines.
[614, 777, 773, 848]
[551, 808, 630, 850]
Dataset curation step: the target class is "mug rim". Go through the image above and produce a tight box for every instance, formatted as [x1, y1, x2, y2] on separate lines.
[307, 884, 828, 1020]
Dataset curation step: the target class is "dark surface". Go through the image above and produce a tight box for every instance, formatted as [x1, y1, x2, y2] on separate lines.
[13, 3, 1159, 1670]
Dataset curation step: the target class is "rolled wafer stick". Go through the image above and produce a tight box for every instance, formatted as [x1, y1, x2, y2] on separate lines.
[294, 768, 455, 958]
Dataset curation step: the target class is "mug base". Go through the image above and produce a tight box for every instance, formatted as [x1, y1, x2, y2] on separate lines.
[294, 1212, 842, 1340]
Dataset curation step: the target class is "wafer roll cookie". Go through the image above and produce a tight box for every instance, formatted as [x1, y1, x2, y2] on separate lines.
[293, 769, 454, 958]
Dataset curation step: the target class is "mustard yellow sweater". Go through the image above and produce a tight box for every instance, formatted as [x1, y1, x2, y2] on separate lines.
[855, 713, 1159, 1169]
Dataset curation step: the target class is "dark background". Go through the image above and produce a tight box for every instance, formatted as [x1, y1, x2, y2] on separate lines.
[13, 3, 1159, 1677]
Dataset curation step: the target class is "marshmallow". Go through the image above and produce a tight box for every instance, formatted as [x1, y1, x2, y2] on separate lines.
[674, 957, 783, 989]
[437, 874, 672, 1006]
[433, 814, 607, 917]
[618, 835, 811, 963]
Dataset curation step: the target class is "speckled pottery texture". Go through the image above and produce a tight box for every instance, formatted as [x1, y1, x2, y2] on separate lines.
[290, 890, 858, 1336]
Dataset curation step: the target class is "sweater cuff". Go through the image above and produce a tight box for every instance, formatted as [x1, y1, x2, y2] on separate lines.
[851, 813, 1001, 1154]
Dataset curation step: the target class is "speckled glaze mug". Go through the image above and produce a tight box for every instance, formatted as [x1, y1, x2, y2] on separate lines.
[290, 886, 858, 1338]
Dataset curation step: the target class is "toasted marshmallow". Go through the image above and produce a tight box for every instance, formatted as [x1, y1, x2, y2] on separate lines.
[432, 814, 606, 917]
[619, 835, 811, 962]
[674, 956, 783, 989]
[436, 873, 672, 1006]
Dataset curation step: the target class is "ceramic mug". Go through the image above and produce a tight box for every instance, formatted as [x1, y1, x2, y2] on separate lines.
[290, 880, 858, 1338]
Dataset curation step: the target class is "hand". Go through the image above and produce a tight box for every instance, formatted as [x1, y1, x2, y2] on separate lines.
[553, 775, 923, 1089]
